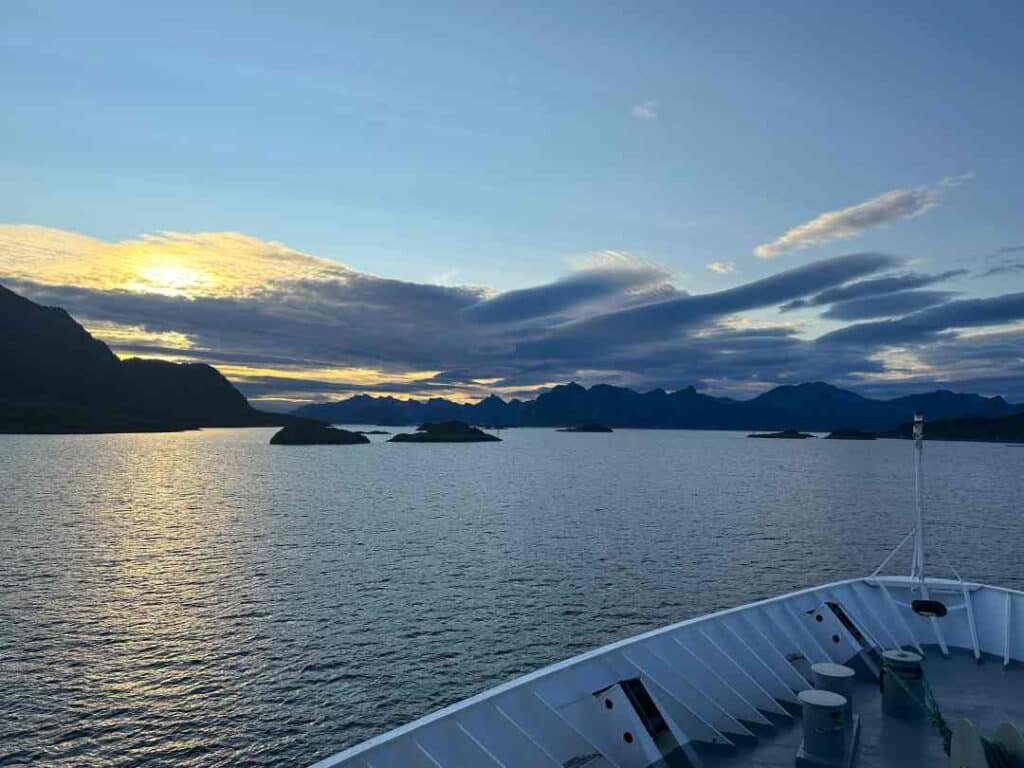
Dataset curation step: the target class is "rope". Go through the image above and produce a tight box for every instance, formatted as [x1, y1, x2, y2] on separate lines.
[881, 656, 952, 755]
[881, 657, 1023, 767]
[920, 672, 953, 756]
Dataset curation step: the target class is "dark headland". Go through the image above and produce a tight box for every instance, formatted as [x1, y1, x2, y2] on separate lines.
[388, 421, 501, 443]
[0, 282, 300, 434]
[270, 423, 369, 445]
[880, 412, 1024, 443]
[557, 423, 613, 433]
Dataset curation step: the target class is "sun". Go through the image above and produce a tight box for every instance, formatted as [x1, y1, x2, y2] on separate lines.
[129, 264, 214, 297]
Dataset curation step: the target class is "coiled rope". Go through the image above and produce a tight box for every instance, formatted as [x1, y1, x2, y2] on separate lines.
[881, 654, 1021, 766]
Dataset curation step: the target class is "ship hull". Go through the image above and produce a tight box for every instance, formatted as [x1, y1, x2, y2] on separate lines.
[310, 576, 1024, 768]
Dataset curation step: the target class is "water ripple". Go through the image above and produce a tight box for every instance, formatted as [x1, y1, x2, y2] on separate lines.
[1, 428, 1021, 766]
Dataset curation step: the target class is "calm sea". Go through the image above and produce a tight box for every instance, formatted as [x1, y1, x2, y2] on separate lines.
[2, 428, 1022, 766]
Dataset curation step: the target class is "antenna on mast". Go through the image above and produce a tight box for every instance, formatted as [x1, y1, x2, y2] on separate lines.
[871, 412, 949, 618]
[910, 413, 925, 585]
[908, 413, 948, 618]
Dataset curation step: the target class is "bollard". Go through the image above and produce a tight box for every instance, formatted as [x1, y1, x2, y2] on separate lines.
[881, 650, 925, 720]
[796, 689, 848, 767]
[811, 662, 856, 727]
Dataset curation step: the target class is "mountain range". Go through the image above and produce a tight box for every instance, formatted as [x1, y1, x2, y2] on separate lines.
[293, 381, 1023, 433]
[3, 279, 1022, 437]
[0, 282, 294, 433]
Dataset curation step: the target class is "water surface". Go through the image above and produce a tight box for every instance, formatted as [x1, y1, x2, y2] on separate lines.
[2, 428, 1021, 766]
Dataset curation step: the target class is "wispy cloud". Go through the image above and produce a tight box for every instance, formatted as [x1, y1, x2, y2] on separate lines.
[819, 291, 1024, 347]
[706, 261, 735, 275]
[780, 268, 966, 311]
[754, 175, 970, 259]
[819, 289, 956, 320]
[976, 246, 1024, 278]
[462, 262, 672, 324]
[977, 261, 1024, 278]
[630, 99, 658, 120]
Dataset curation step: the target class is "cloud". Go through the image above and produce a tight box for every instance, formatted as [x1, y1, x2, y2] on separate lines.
[513, 252, 900, 358]
[463, 262, 672, 325]
[429, 267, 461, 286]
[754, 177, 969, 258]
[0, 224, 355, 298]
[820, 290, 956, 320]
[780, 269, 966, 311]
[978, 261, 1024, 278]
[976, 246, 1024, 279]
[630, 100, 658, 120]
[819, 292, 1024, 347]
[706, 261, 735, 275]
[3, 225, 1024, 403]
[851, 326, 1024, 400]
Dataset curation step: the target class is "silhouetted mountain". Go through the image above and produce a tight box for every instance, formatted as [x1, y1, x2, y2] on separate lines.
[0, 282, 296, 433]
[747, 381, 905, 431]
[880, 412, 1024, 443]
[887, 390, 1019, 421]
[294, 380, 1024, 433]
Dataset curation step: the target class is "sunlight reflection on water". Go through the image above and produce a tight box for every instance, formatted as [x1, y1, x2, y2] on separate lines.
[1, 428, 1021, 766]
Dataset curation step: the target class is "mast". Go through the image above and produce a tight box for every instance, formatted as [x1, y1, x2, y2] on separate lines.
[910, 413, 925, 586]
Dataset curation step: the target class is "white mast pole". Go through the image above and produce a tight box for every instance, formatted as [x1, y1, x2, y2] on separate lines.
[910, 413, 925, 586]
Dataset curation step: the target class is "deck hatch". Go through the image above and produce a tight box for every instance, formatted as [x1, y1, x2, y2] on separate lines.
[825, 601, 868, 646]
[620, 678, 669, 740]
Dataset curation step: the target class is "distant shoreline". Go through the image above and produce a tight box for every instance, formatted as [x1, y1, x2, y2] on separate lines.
[6, 424, 1021, 445]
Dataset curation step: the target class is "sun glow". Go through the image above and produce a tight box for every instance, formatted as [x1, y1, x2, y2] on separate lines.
[129, 264, 214, 297]
[217, 364, 442, 386]
[0, 225, 354, 299]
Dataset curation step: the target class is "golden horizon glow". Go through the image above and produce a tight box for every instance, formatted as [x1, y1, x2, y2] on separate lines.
[86, 321, 196, 350]
[251, 389, 485, 406]
[218, 364, 442, 386]
[0, 224, 354, 301]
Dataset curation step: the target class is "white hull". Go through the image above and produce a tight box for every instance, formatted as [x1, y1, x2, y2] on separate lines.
[311, 575, 1024, 768]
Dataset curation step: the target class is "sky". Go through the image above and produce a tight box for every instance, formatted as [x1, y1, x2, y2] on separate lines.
[2, 1, 1024, 406]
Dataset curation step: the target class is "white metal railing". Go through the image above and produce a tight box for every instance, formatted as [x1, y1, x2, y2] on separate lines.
[309, 576, 1024, 768]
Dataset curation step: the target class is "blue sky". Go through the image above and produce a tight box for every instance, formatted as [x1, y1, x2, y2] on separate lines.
[2, 2, 1024, 403]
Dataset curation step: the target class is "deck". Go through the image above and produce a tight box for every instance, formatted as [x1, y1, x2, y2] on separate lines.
[690, 647, 1024, 768]
[310, 578, 1024, 768]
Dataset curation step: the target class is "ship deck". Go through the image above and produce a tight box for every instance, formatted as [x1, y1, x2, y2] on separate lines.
[689, 647, 1024, 768]
[310, 578, 1024, 768]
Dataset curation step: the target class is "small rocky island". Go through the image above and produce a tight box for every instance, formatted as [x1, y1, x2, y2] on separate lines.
[355, 429, 391, 435]
[557, 423, 613, 433]
[825, 429, 877, 440]
[748, 429, 815, 439]
[270, 422, 370, 445]
[388, 420, 501, 443]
